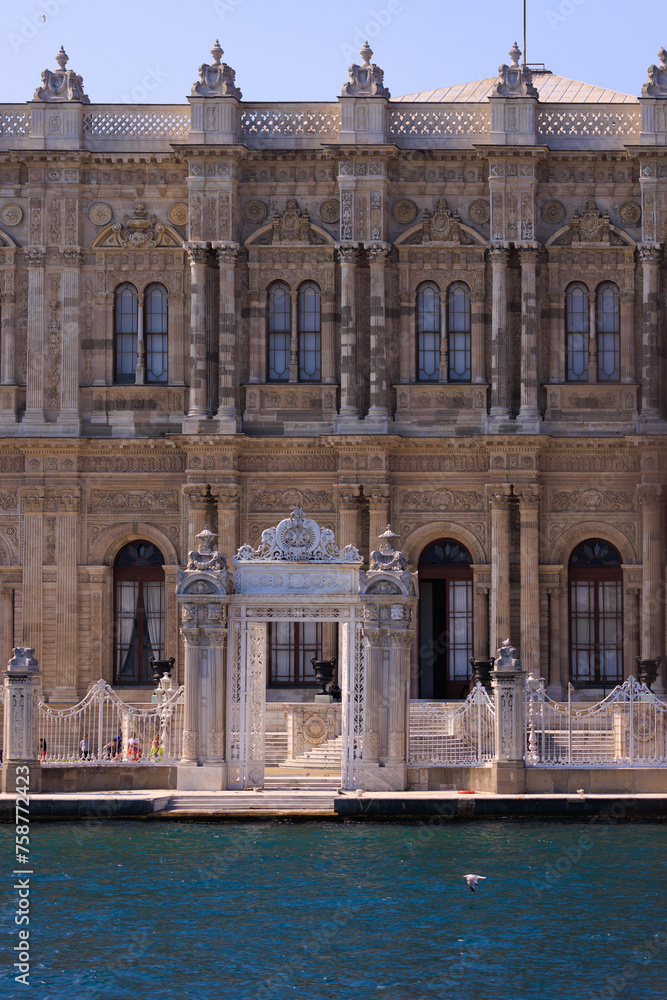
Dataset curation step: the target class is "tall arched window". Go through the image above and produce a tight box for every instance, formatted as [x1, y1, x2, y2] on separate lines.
[268, 282, 290, 381]
[145, 283, 168, 384]
[569, 539, 623, 686]
[114, 283, 138, 383]
[447, 281, 471, 382]
[417, 281, 440, 381]
[298, 281, 321, 381]
[114, 541, 165, 685]
[596, 282, 620, 382]
[566, 282, 589, 382]
[419, 539, 473, 699]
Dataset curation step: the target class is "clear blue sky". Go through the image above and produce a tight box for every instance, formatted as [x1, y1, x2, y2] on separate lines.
[2, 0, 666, 103]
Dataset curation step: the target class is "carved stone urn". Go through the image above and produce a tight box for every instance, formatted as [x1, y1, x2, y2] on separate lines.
[311, 655, 337, 695]
[635, 656, 661, 691]
[149, 656, 175, 685]
[469, 656, 495, 692]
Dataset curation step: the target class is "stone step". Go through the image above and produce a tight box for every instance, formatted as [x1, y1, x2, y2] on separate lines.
[161, 790, 336, 812]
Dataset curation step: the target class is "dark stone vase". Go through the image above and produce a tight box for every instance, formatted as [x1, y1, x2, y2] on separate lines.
[469, 656, 495, 692]
[311, 656, 337, 695]
[149, 656, 175, 685]
[635, 655, 661, 691]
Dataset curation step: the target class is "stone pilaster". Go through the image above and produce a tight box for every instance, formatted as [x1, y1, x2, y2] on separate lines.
[471, 290, 486, 384]
[638, 244, 662, 425]
[0, 252, 17, 386]
[21, 489, 43, 665]
[638, 485, 665, 691]
[620, 291, 636, 384]
[216, 484, 240, 563]
[487, 486, 512, 658]
[21, 247, 47, 434]
[182, 483, 216, 554]
[517, 245, 540, 430]
[335, 485, 362, 551]
[184, 242, 210, 425]
[2, 647, 42, 793]
[213, 241, 241, 432]
[366, 243, 390, 430]
[334, 243, 361, 429]
[0, 585, 13, 666]
[367, 485, 390, 559]
[53, 487, 80, 700]
[322, 290, 336, 384]
[487, 245, 510, 428]
[518, 487, 541, 676]
[57, 247, 82, 434]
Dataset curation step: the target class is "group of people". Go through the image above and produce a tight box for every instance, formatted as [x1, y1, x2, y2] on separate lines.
[75, 732, 165, 762]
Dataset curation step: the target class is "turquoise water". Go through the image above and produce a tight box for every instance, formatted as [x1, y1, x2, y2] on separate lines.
[1, 819, 666, 999]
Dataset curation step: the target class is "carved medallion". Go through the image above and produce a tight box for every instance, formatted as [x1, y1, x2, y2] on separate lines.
[541, 200, 565, 225]
[468, 200, 490, 224]
[0, 203, 22, 226]
[319, 199, 340, 224]
[392, 199, 417, 224]
[168, 202, 189, 226]
[243, 199, 268, 224]
[619, 201, 641, 226]
[89, 202, 112, 226]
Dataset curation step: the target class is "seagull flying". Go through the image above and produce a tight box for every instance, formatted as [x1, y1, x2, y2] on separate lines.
[464, 874, 487, 893]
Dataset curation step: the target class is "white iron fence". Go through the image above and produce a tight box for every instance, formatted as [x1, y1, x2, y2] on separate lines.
[525, 675, 667, 767]
[408, 683, 495, 766]
[38, 680, 184, 765]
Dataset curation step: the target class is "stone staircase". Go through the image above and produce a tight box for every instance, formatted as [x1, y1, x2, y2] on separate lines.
[158, 786, 338, 814]
[265, 732, 289, 766]
[280, 735, 343, 770]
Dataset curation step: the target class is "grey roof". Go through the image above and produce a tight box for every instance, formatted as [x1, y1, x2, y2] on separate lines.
[392, 72, 638, 104]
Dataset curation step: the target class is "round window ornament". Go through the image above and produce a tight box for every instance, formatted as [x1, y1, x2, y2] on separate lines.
[392, 199, 417, 225]
[89, 202, 112, 227]
[243, 199, 268, 224]
[0, 202, 23, 227]
[619, 201, 641, 226]
[168, 202, 189, 227]
[468, 199, 490, 224]
[541, 200, 566, 225]
[319, 199, 340, 224]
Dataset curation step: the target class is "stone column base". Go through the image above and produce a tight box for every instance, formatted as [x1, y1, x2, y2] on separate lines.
[489, 760, 525, 794]
[2, 762, 42, 794]
[355, 762, 407, 792]
[176, 763, 227, 791]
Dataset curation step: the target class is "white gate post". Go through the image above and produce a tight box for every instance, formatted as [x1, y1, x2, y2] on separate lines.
[356, 527, 418, 792]
[2, 647, 43, 793]
[490, 638, 526, 793]
[176, 526, 231, 791]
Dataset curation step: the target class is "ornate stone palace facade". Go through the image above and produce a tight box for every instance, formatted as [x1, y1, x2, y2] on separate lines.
[0, 41, 666, 704]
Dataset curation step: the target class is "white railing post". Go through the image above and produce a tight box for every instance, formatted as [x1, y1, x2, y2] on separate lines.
[96, 683, 104, 762]
[2, 647, 42, 793]
[490, 639, 526, 792]
[568, 682, 573, 766]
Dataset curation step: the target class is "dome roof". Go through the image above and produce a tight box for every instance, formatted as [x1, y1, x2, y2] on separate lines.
[392, 72, 637, 104]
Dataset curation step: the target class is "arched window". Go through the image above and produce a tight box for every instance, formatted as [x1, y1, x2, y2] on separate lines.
[569, 539, 623, 686]
[114, 541, 165, 685]
[566, 282, 589, 382]
[114, 283, 138, 384]
[298, 281, 321, 381]
[596, 282, 620, 382]
[145, 283, 168, 384]
[447, 282, 471, 382]
[419, 539, 473, 699]
[267, 282, 290, 381]
[417, 281, 440, 382]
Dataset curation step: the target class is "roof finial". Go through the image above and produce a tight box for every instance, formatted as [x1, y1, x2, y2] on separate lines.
[509, 41, 521, 68]
[210, 39, 223, 68]
[360, 41, 372, 68]
[55, 46, 69, 71]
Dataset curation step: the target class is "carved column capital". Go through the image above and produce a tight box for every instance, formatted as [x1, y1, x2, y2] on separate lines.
[485, 484, 513, 509]
[24, 247, 46, 267]
[182, 482, 216, 510]
[366, 242, 391, 264]
[638, 243, 662, 266]
[517, 484, 542, 509]
[60, 246, 83, 266]
[336, 242, 361, 265]
[517, 244, 540, 266]
[638, 484, 664, 508]
[216, 484, 240, 507]
[185, 241, 210, 266]
[488, 244, 509, 265]
[212, 241, 240, 264]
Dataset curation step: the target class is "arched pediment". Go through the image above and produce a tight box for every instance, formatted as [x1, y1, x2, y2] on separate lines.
[90, 221, 184, 249]
[394, 220, 485, 247]
[0, 228, 21, 248]
[545, 224, 636, 249]
[246, 198, 335, 246]
[245, 221, 335, 247]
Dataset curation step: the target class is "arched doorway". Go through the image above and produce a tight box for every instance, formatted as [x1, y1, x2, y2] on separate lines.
[114, 541, 165, 685]
[569, 539, 623, 687]
[418, 539, 473, 699]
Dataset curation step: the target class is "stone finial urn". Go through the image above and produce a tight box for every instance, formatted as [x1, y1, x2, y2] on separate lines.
[149, 656, 175, 685]
[469, 656, 495, 691]
[311, 655, 337, 695]
[635, 655, 661, 691]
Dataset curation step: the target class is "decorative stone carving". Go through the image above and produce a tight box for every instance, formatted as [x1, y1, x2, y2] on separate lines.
[168, 203, 189, 226]
[0, 203, 22, 226]
[236, 508, 361, 564]
[251, 199, 326, 245]
[541, 200, 565, 225]
[88, 203, 112, 226]
[319, 199, 340, 224]
[191, 40, 242, 99]
[341, 42, 390, 98]
[619, 201, 641, 225]
[91, 201, 182, 249]
[468, 200, 490, 224]
[551, 489, 635, 511]
[572, 200, 610, 243]
[392, 199, 417, 224]
[642, 47, 667, 97]
[242, 199, 267, 224]
[362, 526, 416, 597]
[186, 526, 230, 574]
[491, 43, 538, 99]
[34, 47, 89, 103]
[494, 638, 521, 671]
